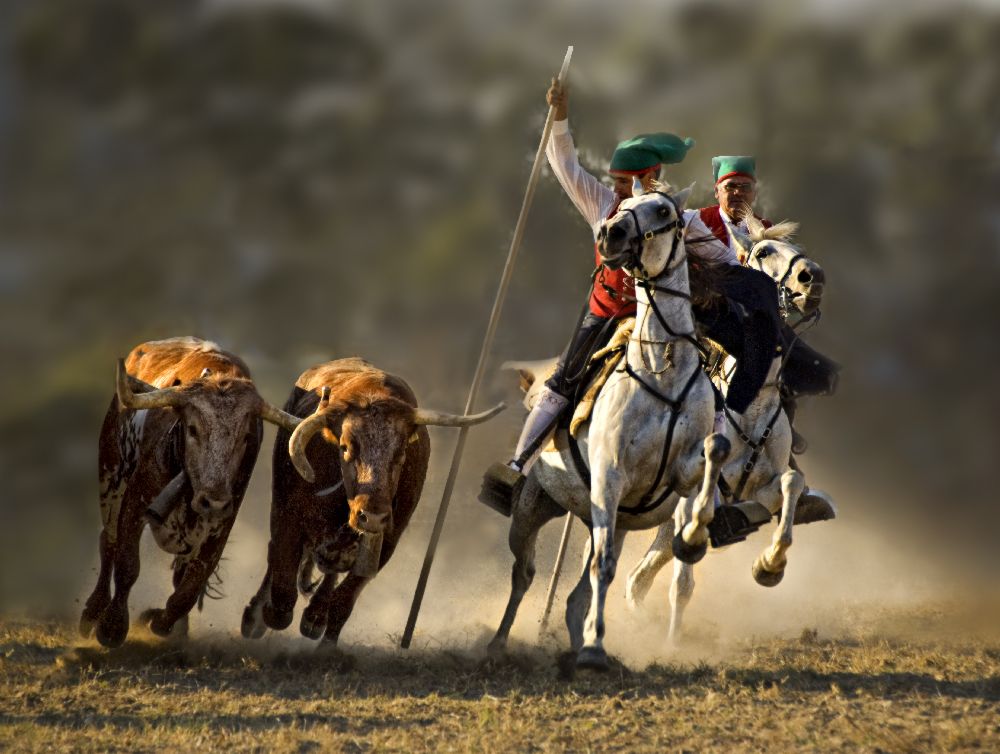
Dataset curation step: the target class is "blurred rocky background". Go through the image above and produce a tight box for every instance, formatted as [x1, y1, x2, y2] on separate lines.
[1, 0, 997, 617]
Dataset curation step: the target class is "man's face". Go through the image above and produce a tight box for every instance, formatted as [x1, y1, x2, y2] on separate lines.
[715, 177, 757, 219]
[611, 169, 658, 203]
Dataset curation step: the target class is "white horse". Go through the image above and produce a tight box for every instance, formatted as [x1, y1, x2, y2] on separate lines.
[625, 217, 836, 642]
[489, 187, 730, 671]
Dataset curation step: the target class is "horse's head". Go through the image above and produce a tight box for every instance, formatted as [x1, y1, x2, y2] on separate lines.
[734, 216, 825, 321]
[597, 186, 692, 279]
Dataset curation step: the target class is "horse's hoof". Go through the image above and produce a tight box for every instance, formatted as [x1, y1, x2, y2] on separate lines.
[299, 609, 327, 641]
[241, 603, 266, 640]
[263, 604, 294, 631]
[96, 610, 128, 648]
[576, 646, 610, 672]
[752, 558, 785, 587]
[672, 532, 707, 564]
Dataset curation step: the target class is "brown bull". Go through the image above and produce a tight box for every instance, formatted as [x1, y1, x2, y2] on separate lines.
[81, 337, 300, 648]
[241, 357, 502, 644]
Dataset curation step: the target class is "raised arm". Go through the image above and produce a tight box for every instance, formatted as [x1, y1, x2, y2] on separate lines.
[544, 79, 616, 234]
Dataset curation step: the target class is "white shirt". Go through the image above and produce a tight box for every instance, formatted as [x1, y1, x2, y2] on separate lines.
[545, 119, 739, 266]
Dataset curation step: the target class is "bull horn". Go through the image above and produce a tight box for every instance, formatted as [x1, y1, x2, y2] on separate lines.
[287, 387, 333, 484]
[413, 402, 506, 427]
[116, 358, 186, 410]
[260, 402, 301, 432]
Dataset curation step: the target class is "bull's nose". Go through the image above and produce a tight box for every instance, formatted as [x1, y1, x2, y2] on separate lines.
[353, 509, 389, 534]
[192, 493, 231, 517]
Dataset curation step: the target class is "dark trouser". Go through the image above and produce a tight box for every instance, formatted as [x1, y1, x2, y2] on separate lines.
[544, 312, 618, 399]
[693, 265, 782, 415]
[780, 328, 840, 398]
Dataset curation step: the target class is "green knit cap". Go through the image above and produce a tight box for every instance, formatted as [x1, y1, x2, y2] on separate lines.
[609, 132, 695, 176]
[712, 155, 756, 184]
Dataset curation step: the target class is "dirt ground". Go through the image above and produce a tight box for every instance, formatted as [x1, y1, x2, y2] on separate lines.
[1, 595, 997, 753]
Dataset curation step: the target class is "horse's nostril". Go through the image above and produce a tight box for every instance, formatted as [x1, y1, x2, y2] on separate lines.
[797, 270, 813, 284]
[609, 226, 625, 240]
[357, 511, 368, 524]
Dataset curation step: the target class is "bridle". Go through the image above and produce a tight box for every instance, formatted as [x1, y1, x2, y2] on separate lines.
[610, 191, 687, 279]
[746, 241, 820, 329]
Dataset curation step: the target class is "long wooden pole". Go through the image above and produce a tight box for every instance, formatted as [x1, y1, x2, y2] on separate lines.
[400, 46, 574, 649]
[538, 514, 574, 636]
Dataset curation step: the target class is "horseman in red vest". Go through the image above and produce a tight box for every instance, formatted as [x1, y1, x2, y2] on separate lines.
[698, 155, 839, 459]
[481, 80, 782, 514]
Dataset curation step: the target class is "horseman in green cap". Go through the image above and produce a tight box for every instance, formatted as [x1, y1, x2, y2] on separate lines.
[697, 154, 840, 459]
[481, 79, 784, 512]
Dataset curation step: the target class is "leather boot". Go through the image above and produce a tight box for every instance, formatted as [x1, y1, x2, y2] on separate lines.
[479, 388, 569, 517]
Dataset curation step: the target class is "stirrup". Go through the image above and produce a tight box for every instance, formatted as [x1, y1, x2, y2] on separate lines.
[478, 462, 525, 518]
[791, 428, 808, 455]
[793, 489, 836, 525]
[708, 500, 771, 548]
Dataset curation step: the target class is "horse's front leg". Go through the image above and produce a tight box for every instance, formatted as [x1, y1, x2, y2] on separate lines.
[577, 466, 627, 672]
[752, 469, 804, 587]
[674, 433, 730, 563]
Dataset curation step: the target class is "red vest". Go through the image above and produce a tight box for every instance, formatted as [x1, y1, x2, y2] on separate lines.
[590, 200, 636, 318]
[698, 205, 772, 262]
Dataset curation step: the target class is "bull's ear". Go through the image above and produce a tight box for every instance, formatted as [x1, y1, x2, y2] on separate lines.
[408, 430, 420, 444]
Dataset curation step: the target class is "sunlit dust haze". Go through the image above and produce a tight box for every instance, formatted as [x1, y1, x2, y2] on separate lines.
[1, 0, 998, 662]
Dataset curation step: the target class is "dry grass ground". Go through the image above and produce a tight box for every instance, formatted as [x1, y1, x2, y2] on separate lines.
[0, 601, 997, 753]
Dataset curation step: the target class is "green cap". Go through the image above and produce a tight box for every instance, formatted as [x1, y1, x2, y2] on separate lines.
[609, 132, 695, 176]
[712, 155, 756, 184]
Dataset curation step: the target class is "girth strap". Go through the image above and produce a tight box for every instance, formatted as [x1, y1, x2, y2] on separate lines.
[725, 400, 783, 501]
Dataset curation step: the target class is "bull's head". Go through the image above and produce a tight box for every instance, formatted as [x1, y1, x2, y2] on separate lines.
[288, 392, 504, 535]
[116, 359, 300, 518]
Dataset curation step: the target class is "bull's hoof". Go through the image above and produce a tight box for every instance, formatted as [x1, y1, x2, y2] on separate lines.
[96, 609, 129, 648]
[752, 558, 785, 587]
[576, 645, 610, 672]
[299, 608, 328, 641]
[478, 462, 523, 518]
[241, 603, 267, 640]
[140, 608, 186, 638]
[263, 604, 294, 631]
[671, 532, 707, 564]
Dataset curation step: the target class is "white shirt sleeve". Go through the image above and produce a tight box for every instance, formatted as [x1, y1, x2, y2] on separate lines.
[682, 209, 740, 266]
[546, 119, 617, 240]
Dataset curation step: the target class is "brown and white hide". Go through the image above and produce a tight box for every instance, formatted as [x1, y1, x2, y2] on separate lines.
[81, 337, 275, 647]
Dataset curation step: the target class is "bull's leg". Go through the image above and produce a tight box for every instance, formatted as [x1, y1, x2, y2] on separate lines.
[674, 434, 730, 563]
[95, 513, 143, 648]
[488, 476, 564, 658]
[625, 519, 675, 610]
[241, 564, 273, 640]
[263, 528, 305, 632]
[143, 528, 230, 638]
[80, 528, 115, 638]
[300, 573, 339, 640]
[753, 469, 804, 587]
[320, 574, 372, 645]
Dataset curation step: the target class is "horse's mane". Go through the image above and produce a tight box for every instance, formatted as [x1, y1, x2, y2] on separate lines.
[745, 214, 799, 243]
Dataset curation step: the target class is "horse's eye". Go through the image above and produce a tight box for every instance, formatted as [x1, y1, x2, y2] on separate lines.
[756, 249, 769, 258]
[658, 207, 669, 217]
